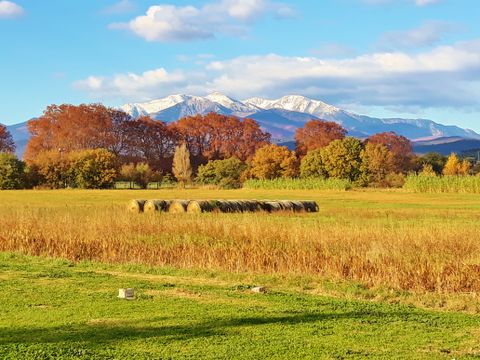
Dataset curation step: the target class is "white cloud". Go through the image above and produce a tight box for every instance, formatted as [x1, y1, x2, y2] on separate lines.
[0, 1, 24, 18]
[379, 21, 458, 49]
[74, 40, 480, 110]
[110, 0, 294, 42]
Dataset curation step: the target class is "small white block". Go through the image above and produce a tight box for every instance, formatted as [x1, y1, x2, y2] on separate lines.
[251, 286, 267, 294]
[118, 288, 135, 300]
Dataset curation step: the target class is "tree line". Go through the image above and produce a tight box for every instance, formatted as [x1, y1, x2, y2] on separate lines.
[0, 103, 477, 190]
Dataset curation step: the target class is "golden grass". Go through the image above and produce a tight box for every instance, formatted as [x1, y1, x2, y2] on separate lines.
[1, 189, 480, 294]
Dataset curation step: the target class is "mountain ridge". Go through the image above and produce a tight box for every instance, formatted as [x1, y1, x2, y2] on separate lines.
[121, 93, 480, 141]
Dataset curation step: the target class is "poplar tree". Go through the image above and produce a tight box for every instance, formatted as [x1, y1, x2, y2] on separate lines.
[172, 143, 192, 188]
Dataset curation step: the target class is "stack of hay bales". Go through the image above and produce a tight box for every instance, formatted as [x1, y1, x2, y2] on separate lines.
[128, 199, 318, 214]
[144, 200, 172, 213]
[128, 199, 147, 213]
[168, 200, 190, 213]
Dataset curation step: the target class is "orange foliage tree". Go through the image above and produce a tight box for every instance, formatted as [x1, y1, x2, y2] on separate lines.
[173, 113, 270, 163]
[295, 120, 346, 156]
[366, 132, 414, 172]
[249, 144, 298, 179]
[25, 104, 126, 162]
[0, 124, 15, 153]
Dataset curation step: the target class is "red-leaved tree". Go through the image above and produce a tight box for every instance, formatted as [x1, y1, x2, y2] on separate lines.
[366, 132, 414, 172]
[0, 124, 15, 153]
[295, 120, 346, 156]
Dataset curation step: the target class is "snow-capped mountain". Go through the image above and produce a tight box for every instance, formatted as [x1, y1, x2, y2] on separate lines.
[121, 92, 480, 141]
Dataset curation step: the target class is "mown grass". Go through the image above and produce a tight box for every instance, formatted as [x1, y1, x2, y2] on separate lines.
[1, 252, 480, 359]
[404, 174, 480, 193]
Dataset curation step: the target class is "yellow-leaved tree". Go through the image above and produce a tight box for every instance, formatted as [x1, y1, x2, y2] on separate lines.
[443, 153, 471, 176]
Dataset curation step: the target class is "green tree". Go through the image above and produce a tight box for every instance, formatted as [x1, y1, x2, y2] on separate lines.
[172, 143, 193, 187]
[250, 144, 298, 180]
[419, 152, 447, 174]
[321, 137, 363, 181]
[300, 149, 327, 178]
[69, 149, 118, 189]
[120, 162, 161, 189]
[197, 157, 246, 189]
[0, 153, 25, 189]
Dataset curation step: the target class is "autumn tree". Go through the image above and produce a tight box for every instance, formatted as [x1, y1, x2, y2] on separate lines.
[0, 124, 15, 153]
[121, 116, 177, 171]
[443, 153, 471, 175]
[0, 153, 25, 189]
[173, 143, 193, 187]
[68, 149, 118, 189]
[295, 120, 346, 156]
[360, 143, 396, 186]
[300, 149, 328, 179]
[174, 113, 270, 163]
[249, 144, 298, 180]
[31, 150, 72, 188]
[24, 104, 132, 162]
[120, 162, 161, 189]
[366, 132, 414, 173]
[321, 137, 363, 181]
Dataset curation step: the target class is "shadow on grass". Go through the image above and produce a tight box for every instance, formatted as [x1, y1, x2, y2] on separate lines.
[0, 311, 398, 346]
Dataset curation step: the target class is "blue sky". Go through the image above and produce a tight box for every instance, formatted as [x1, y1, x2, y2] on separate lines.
[1, 0, 479, 130]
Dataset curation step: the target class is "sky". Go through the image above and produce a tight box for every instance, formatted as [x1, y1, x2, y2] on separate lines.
[1, 0, 479, 131]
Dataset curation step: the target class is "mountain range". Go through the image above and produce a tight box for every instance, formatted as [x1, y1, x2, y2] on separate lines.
[5, 92, 480, 157]
[121, 92, 480, 141]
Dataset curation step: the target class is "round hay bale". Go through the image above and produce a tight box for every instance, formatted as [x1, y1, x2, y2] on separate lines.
[144, 200, 172, 213]
[279, 200, 295, 212]
[301, 201, 319, 212]
[264, 201, 282, 212]
[291, 201, 306, 212]
[244, 200, 260, 212]
[128, 199, 146, 213]
[168, 200, 189, 214]
[257, 201, 271, 212]
[187, 200, 216, 214]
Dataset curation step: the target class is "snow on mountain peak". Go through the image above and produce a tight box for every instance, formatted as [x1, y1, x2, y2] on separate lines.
[244, 95, 340, 118]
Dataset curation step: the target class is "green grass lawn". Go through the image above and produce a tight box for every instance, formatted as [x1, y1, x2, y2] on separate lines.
[1, 252, 479, 359]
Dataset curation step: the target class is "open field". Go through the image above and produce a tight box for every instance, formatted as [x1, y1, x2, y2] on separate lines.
[1, 252, 480, 359]
[1, 189, 480, 357]
[1, 189, 480, 295]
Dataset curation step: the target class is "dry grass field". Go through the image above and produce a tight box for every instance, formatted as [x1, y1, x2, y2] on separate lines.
[1, 188, 480, 299]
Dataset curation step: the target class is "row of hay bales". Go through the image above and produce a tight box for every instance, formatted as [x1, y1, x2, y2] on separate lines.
[128, 199, 319, 214]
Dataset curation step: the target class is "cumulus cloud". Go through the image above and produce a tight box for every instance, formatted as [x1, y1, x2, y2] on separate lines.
[0, 1, 24, 18]
[110, 0, 294, 42]
[379, 21, 458, 49]
[74, 40, 480, 111]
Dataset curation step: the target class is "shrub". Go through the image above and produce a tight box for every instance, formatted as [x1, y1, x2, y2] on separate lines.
[69, 149, 118, 189]
[197, 157, 246, 189]
[0, 153, 25, 189]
